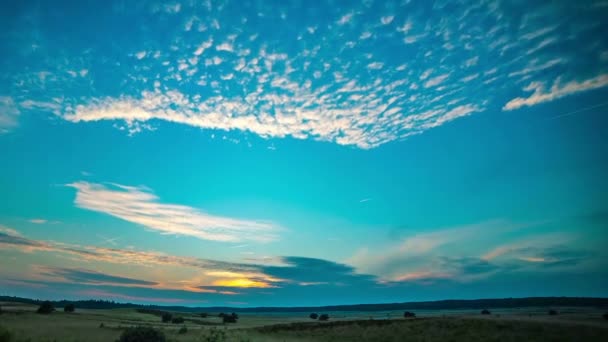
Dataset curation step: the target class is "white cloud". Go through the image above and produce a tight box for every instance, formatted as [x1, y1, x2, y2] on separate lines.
[359, 31, 372, 40]
[424, 73, 450, 88]
[337, 12, 354, 25]
[29, 219, 47, 224]
[367, 62, 383, 70]
[508, 58, 564, 78]
[349, 220, 535, 282]
[216, 42, 234, 53]
[396, 21, 412, 33]
[194, 38, 213, 56]
[0, 96, 20, 133]
[66, 181, 280, 242]
[163, 3, 181, 14]
[520, 25, 557, 41]
[135, 51, 147, 60]
[503, 74, 608, 110]
[380, 16, 394, 25]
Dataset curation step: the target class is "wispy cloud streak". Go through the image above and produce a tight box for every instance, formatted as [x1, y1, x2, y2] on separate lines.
[67, 181, 280, 242]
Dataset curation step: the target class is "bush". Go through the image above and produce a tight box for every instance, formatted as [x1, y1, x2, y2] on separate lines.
[99, 323, 105, 328]
[0, 326, 14, 342]
[309, 313, 318, 319]
[403, 311, 416, 318]
[222, 313, 238, 323]
[161, 312, 172, 323]
[37, 301, 55, 314]
[171, 316, 185, 324]
[64, 304, 75, 313]
[603, 313, 608, 320]
[178, 326, 188, 334]
[319, 314, 329, 321]
[117, 326, 166, 342]
[548, 309, 558, 316]
[200, 312, 208, 318]
[481, 309, 491, 315]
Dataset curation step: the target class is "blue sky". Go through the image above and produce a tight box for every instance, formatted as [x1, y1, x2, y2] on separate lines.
[1, 0, 607, 306]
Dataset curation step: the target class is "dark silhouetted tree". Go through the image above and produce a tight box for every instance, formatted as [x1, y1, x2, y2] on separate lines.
[548, 309, 558, 315]
[200, 312, 208, 318]
[64, 303, 75, 313]
[309, 313, 318, 319]
[171, 316, 185, 324]
[319, 314, 329, 321]
[37, 301, 55, 314]
[161, 312, 172, 323]
[481, 309, 491, 315]
[223, 313, 238, 323]
[403, 311, 416, 318]
[603, 313, 608, 320]
[118, 326, 166, 342]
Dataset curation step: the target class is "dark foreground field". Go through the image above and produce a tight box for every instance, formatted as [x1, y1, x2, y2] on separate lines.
[1, 301, 607, 341]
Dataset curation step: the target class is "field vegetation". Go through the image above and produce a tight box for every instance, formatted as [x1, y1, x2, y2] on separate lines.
[0, 301, 607, 341]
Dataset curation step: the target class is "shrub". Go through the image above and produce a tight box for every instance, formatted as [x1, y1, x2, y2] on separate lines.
[178, 326, 188, 334]
[171, 316, 185, 324]
[319, 314, 329, 321]
[403, 311, 416, 318]
[309, 313, 318, 320]
[161, 312, 172, 323]
[200, 312, 208, 318]
[64, 304, 75, 313]
[117, 326, 166, 342]
[603, 313, 608, 320]
[0, 326, 14, 342]
[37, 301, 55, 314]
[99, 323, 105, 328]
[481, 309, 491, 315]
[223, 313, 238, 323]
[548, 309, 558, 316]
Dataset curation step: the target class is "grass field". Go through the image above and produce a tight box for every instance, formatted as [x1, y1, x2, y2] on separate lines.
[1, 301, 607, 341]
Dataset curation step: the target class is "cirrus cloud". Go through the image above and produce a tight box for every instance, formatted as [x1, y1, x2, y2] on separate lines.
[67, 181, 280, 242]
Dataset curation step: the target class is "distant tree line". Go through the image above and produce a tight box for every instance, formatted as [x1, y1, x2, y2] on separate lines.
[2, 295, 608, 313]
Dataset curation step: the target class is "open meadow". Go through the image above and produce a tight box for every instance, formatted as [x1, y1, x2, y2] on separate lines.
[1, 301, 607, 341]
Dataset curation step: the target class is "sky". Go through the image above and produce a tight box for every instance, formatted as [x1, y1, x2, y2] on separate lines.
[1, 0, 607, 307]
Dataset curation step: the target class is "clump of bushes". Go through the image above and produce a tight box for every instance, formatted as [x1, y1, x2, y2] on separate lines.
[161, 312, 172, 323]
[99, 323, 105, 328]
[319, 314, 329, 321]
[602, 313, 608, 320]
[309, 313, 318, 319]
[0, 326, 14, 342]
[37, 301, 55, 314]
[178, 326, 188, 334]
[117, 326, 166, 342]
[548, 309, 558, 316]
[222, 312, 238, 323]
[171, 316, 185, 324]
[403, 311, 416, 318]
[64, 303, 75, 313]
[481, 309, 491, 315]
[200, 312, 208, 318]
[201, 328, 226, 342]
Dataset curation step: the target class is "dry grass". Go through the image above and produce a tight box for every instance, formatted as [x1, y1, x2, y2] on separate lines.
[0, 302, 607, 342]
